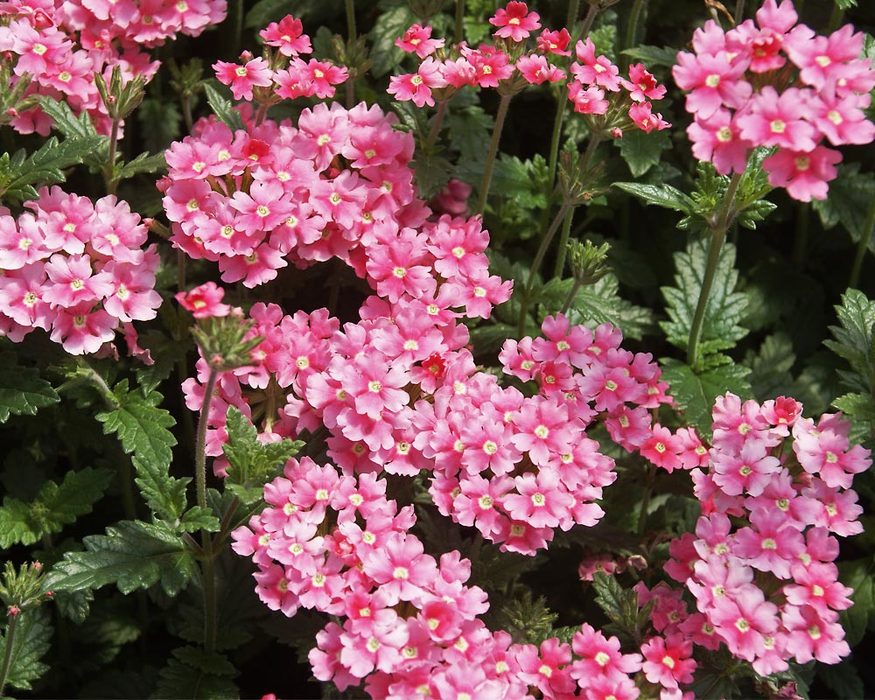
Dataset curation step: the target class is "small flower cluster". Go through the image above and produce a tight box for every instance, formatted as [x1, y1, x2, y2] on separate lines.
[213, 17, 347, 103]
[388, 2, 669, 136]
[232, 459, 647, 699]
[0, 0, 226, 135]
[660, 393, 870, 676]
[673, 0, 875, 201]
[0, 186, 161, 354]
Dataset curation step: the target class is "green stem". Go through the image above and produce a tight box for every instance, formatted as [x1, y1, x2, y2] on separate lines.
[849, 197, 875, 289]
[637, 465, 655, 537]
[517, 202, 573, 336]
[827, 4, 844, 32]
[561, 278, 583, 315]
[194, 366, 219, 652]
[553, 207, 575, 278]
[426, 98, 450, 149]
[554, 134, 600, 278]
[195, 367, 219, 514]
[622, 0, 648, 67]
[577, 1, 599, 40]
[455, 0, 465, 43]
[734, 0, 745, 23]
[181, 94, 193, 133]
[345, 0, 357, 107]
[686, 172, 743, 367]
[104, 117, 120, 195]
[476, 93, 512, 214]
[0, 613, 19, 697]
[232, 0, 243, 56]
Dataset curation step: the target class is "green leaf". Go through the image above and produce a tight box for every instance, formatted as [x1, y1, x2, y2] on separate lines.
[825, 289, 875, 393]
[834, 0, 857, 9]
[0, 353, 60, 423]
[745, 333, 797, 401]
[832, 392, 875, 444]
[617, 129, 670, 177]
[0, 467, 113, 548]
[620, 45, 678, 68]
[560, 274, 655, 340]
[493, 590, 557, 644]
[35, 97, 107, 170]
[413, 150, 453, 199]
[613, 182, 694, 214]
[446, 105, 493, 165]
[812, 164, 875, 245]
[662, 359, 753, 434]
[368, 6, 416, 77]
[44, 520, 195, 597]
[490, 154, 548, 211]
[223, 408, 301, 506]
[154, 646, 238, 699]
[244, 0, 290, 28]
[95, 380, 185, 521]
[838, 558, 874, 647]
[203, 83, 244, 131]
[0, 608, 52, 691]
[661, 238, 749, 362]
[178, 506, 221, 533]
[0, 135, 106, 204]
[116, 151, 166, 180]
[591, 572, 651, 645]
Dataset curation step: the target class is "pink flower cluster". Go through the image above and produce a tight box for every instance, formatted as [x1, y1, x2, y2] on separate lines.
[674, 0, 875, 201]
[0, 186, 161, 354]
[214, 17, 347, 104]
[161, 99, 426, 288]
[0, 0, 226, 135]
[232, 459, 648, 699]
[660, 393, 870, 675]
[388, 2, 669, 136]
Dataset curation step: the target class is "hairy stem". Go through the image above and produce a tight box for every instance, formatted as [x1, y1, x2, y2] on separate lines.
[637, 464, 656, 537]
[622, 0, 648, 67]
[194, 366, 219, 652]
[104, 117, 120, 195]
[561, 278, 583, 315]
[686, 172, 743, 367]
[734, 0, 746, 23]
[345, 0, 357, 106]
[476, 93, 512, 214]
[455, 0, 465, 43]
[0, 613, 19, 697]
[426, 98, 450, 150]
[517, 202, 573, 336]
[181, 94, 193, 133]
[849, 197, 875, 289]
[553, 207, 575, 278]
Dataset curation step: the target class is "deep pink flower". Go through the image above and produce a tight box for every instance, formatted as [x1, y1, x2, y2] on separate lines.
[395, 23, 444, 58]
[213, 57, 273, 100]
[762, 146, 842, 202]
[489, 2, 540, 42]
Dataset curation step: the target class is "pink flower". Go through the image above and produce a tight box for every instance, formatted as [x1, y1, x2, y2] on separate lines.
[571, 623, 642, 685]
[623, 63, 666, 102]
[640, 424, 684, 473]
[517, 54, 565, 85]
[510, 396, 573, 466]
[629, 102, 671, 133]
[175, 281, 231, 319]
[503, 469, 573, 529]
[537, 28, 571, 56]
[489, 2, 540, 42]
[640, 635, 696, 690]
[809, 92, 875, 147]
[762, 146, 841, 202]
[572, 38, 621, 91]
[782, 604, 850, 664]
[785, 24, 865, 91]
[737, 87, 818, 152]
[672, 51, 751, 119]
[568, 82, 608, 115]
[50, 302, 116, 355]
[687, 109, 751, 175]
[213, 56, 273, 100]
[387, 58, 447, 108]
[260, 15, 312, 57]
[395, 23, 444, 58]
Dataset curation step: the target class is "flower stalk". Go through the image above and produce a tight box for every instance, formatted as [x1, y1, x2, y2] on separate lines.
[0, 612, 18, 696]
[476, 93, 513, 214]
[849, 197, 875, 290]
[686, 171, 744, 367]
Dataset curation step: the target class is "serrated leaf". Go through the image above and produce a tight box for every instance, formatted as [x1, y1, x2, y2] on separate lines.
[116, 151, 166, 180]
[0, 467, 113, 548]
[203, 83, 244, 131]
[825, 289, 875, 395]
[369, 6, 417, 76]
[413, 150, 453, 199]
[745, 333, 797, 401]
[44, 520, 195, 597]
[178, 506, 221, 533]
[95, 380, 185, 521]
[0, 354, 60, 423]
[561, 274, 655, 340]
[661, 238, 749, 364]
[223, 408, 301, 506]
[618, 129, 670, 177]
[0, 135, 106, 203]
[490, 154, 548, 211]
[35, 97, 106, 172]
[244, 0, 291, 28]
[834, 0, 857, 9]
[613, 182, 694, 213]
[0, 607, 52, 691]
[838, 558, 874, 647]
[591, 572, 650, 644]
[662, 359, 753, 434]
[446, 105, 493, 164]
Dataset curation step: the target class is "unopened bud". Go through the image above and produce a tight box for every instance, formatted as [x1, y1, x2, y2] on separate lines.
[7, 605, 20, 617]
